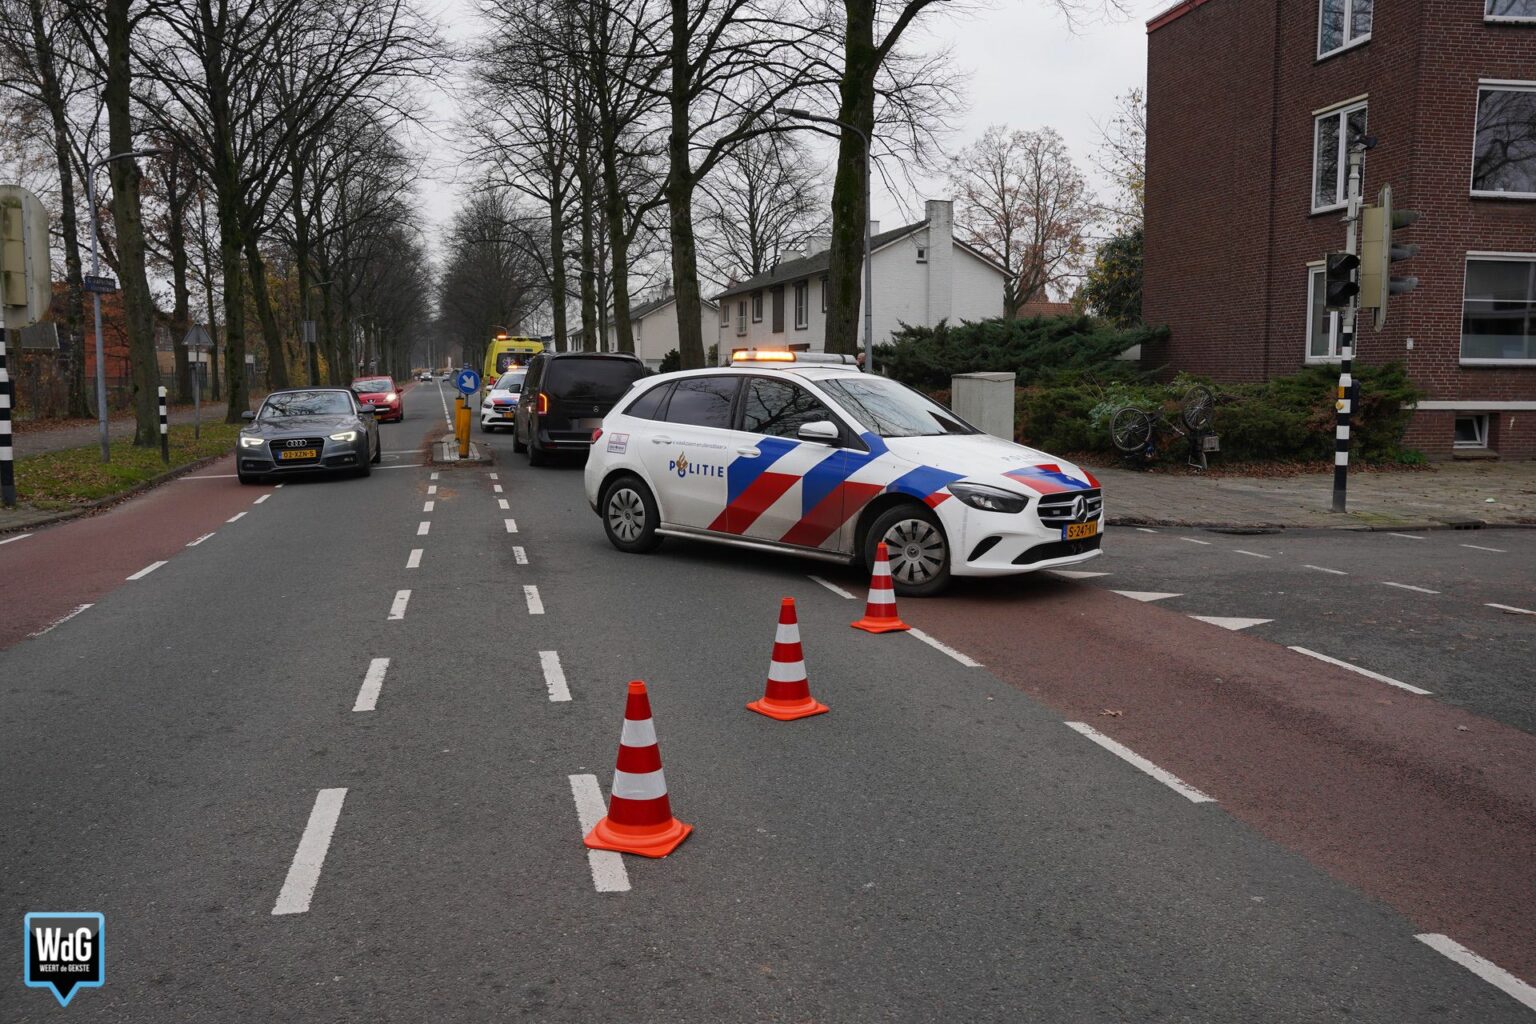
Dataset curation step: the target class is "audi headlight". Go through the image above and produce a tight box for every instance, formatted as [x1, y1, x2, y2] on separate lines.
[949, 482, 1028, 514]
[239, 434, 265, 448]
[330, 430, 358, 442]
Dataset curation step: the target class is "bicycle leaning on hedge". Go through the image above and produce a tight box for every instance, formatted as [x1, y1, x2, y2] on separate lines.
[1110, 385, 1218, 470]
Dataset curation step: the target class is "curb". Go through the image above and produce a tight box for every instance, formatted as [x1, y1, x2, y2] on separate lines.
[0, 452, 227, 537]
[1106, 513, 1536, 532]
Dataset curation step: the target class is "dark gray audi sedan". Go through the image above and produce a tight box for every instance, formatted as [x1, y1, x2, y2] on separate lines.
[236, 388, 380, 484]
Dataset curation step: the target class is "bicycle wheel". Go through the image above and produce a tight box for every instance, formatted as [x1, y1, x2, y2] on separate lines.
[1181, 385, 1214, 432]
[1111, 407, 1154, 454]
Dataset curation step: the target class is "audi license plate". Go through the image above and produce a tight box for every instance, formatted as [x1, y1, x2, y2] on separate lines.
[1062, 521, 1098, 541]
[278, 449, 318, 461]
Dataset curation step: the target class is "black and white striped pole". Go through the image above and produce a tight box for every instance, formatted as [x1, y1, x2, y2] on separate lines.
[157, 385, 169, 465]
[0, 331, 15, 507]
[1331, 142, 1366, 514]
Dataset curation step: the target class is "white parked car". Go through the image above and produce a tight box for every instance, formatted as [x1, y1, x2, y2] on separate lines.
[479, 370, 526, 432]
[582, 353, 1103, 595]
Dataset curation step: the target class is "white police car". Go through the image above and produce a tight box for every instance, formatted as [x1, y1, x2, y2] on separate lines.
[583, 352, 1103, 595]
[479, 370, 525, 432]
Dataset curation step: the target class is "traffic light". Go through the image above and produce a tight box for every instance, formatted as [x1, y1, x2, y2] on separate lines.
[1358, 184, 1420, 331]
[1324, 252, 1360, 310]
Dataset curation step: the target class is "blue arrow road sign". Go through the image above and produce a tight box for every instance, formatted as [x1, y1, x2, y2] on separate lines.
[455, 368, 481, 396]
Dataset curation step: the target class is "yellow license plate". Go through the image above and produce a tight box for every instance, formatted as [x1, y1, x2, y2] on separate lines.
[1063, 521, 1099, 541]
[278, 449, 318, 461]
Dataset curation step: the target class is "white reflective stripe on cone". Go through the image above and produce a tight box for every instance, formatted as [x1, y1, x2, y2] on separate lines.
[775, 623, 800, 644]
[867, 590, 897, 605]
[612, 768, 668, 801]
[619, 718, 657, 748]
[768, 659, 807, 682]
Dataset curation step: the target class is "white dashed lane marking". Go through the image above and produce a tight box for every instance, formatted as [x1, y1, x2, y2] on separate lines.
[568, 775, 629, 893]
[513, 546, 528, 565]
[493, 484, 503, 493]
[272, 788, 348, 915]
[1416, 934, 1536, 1012]
[353, 658, 390, 712]
[1180, 538, 1212, 546]
[489, 473, 498, 480]
[505, 519, 518, 533]
[1233, 549, 1270, 559]
[417, 521, 430, 536]
[1065, 722, 1215, 803]
[127, 561, 167, 581]
[0, 533, 31, 545]
[423, 500, 435, 512]
[1390, 533, 1426, 541]
[540, 651, 571, 702]
[253, 494, 270, 504]
[406, 549, 423, 569]
[1190, 615, 1271, 631]
[1460, 543, 1505, 553]
[1051, 570, 1109, 579]
[1112, 591, 1181, 602]
[388, 590, 411, 620]
[427, 485, 437, 495]
[28, 604, 92, 638]
[1487, 603, 1535, 616]
[1304, 564, 1348, 575]
[227, 512, 247, 523]
[524, 585, 544, 615]
[1288, 646, 1432, 695]
[498, 499, 509, 510]
[1382, 581, 1439, 595]
[1134, 527, 1158, 533]
[187, 533, 215, 547]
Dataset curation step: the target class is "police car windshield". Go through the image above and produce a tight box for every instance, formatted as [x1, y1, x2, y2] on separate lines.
[818, 377, 974, 438]
[495, 374, 524, 392]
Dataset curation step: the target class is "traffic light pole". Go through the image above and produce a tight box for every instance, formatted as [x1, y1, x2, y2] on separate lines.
[1332, 144, 1365, 514]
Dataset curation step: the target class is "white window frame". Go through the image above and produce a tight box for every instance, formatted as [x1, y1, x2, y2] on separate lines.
[820, 275, 828, 312]
[719, 302, 729, 326]
[1305, 262, 1343, 363]
[793, 281, 809, 330]
[1485, 0, 1536, 23]
[1312, 98, 1368, 213]
[1470, 81, 1536, 200]
[751, 291, 763, 323]
[1460, 251, 1536, 365]
[736, 300, 747, 336]
[1453, 414, 1490, 449]
[1317, 0, 1372, 59]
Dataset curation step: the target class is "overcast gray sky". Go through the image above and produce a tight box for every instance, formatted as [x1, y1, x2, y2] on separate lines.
[417, 0, 1158, 248]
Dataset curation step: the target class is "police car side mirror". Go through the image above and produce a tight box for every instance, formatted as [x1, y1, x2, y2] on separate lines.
[798, 420, 840, 445]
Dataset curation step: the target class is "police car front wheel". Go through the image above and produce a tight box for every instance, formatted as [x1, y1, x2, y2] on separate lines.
[602, 475, 663, 553]
[866, 504, 951, 597]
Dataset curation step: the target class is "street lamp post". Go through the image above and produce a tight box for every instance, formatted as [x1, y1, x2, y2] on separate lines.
[303, 278, 334, 386]
[779, 108, 872, 372]
[86, 148, 164, 461]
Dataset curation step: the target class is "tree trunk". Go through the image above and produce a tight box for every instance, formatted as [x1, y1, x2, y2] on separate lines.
[28, 0, 90, 418]
[575, 131, 598, 353]
[166, 164, 193, 402]
[599, 142, 635, 354]
[824, 0, 878, 356]
[103, 0, 161, 446]
[218, 203, 247, 419]
[548, 190, 568, 353]
[666, 0, 706, 371]
[242, 232, 290, 390]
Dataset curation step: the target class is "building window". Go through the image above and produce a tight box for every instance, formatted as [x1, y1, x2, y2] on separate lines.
[1486, 0, 1536, 21]
[1462, 256, 1536, 362]
[736, 300, 747, 336]
[793, 281, 808, 329]
[1318, 0, 1372, 58]
[1454, 415, 1490, 449]
[751, 291, 764, 322]
[1306, 265, 1342, 360]
[820, 275, 828, 312]
[916, 247, 927, 263]
[1313, 101, 1367, 210]
[1472, 84, 1536, 198]
[719, 302, 728, 326]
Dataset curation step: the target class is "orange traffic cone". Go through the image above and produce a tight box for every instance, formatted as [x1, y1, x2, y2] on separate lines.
[747, 597, 829, 721]
[851, 542, 911, 634]
[584, 681, 693, 858]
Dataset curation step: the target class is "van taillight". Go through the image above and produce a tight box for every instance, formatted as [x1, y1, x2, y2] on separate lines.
[537, 391, 549, 415]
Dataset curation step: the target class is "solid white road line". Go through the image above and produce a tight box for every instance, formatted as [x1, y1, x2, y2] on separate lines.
[1051, 570, 1110, 579]
[388, 590, 411, 620]
[406, 549, 423, 569]
[353, 658, 390, 712]
[540, 651, 571, 702]
[1382, 581, 1439, 595]
[226, 511, 247, 523]
[28, 604, 92, 638]
[1112, 591, 1182, 602]
[272, 788, 348, 915]
[1460, 543, 1506, 553]
[493, 484, 503, 493]
[907, 627, 981, 667]
[1180, 537, 1212, 546]
[435, 379, 452, 428]
[186, 533, 215, 547]
[127, 560, 167, 581]
[1233, 549, 1271, 559]
[1415, 934, 1536, 1012]
[1288, 646, 1432, 695]
[1487, 602, 1535, 616]
[513, 546, 528, 565]
[498, 499, 509, 510]
[1065, 722, 1215, 803]
[524, 585, 544, 615]
[1190, 615, 1271, 630]
[274, 483, 284, 488]
[0, 533, 31, 545]
[1304, 564, 1348, 575]
[568, 774, 630, 893]
[1135, 527, 1158, 533]
[809, 575, 856, 599]
[423, 500, 435, 512]
[505, 518, 518, 533]
[1389, 533, 1426, 540]
[417, 521, 430, 536]
[253, 494, 270, 505]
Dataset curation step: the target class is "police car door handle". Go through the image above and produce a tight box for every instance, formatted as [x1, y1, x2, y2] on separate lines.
[651, 435, 672, 445]
[736, 446, 760, 457]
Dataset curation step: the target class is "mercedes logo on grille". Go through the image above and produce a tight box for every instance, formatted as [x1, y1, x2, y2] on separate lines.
[285, 439, 308, 448]
[1069, 495, 1088, 522]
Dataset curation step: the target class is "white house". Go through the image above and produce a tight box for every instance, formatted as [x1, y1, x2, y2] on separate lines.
[570, 295, 720, 370]
[711, 199, 1007, 361]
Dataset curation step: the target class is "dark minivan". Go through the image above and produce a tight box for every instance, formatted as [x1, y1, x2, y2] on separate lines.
[514, 352, 647, 465]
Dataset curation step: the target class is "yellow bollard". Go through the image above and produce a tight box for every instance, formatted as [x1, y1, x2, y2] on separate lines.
[456, 397, 471, 459]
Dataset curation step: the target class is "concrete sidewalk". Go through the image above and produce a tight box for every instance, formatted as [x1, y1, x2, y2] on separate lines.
[1098, 459, 1536, 530]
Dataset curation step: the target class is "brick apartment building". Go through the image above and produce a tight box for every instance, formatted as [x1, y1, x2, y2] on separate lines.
[1142, 0, 1536, 458]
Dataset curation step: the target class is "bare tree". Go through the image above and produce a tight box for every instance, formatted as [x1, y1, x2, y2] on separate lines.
[696, 131, 828, 284]
[948, 124, 1096, 316]
[1091, 86, 1144, 229]
[437, 187, 548, 372]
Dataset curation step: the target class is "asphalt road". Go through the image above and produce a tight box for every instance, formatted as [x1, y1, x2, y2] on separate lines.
[2, 379, 1532, 1021]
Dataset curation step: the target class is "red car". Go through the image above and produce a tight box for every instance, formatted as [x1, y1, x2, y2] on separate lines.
[351, 376, 402, 422]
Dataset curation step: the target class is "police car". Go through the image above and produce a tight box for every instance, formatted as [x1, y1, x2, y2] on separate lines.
[583, 351, 1103, 595]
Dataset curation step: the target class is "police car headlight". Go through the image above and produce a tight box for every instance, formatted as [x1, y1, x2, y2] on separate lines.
[239, 434, 266, 448]
[949, 482, 1028, 514]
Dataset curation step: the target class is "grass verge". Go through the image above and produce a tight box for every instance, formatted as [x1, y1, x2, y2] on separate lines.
[16, 423, 241, 509]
